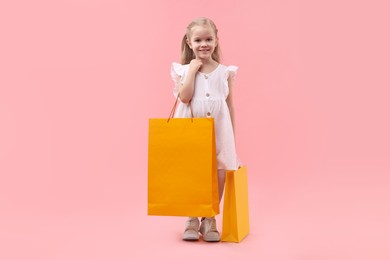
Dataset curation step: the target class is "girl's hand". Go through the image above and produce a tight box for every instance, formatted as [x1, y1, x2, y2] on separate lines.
[189, 59, 202, 73]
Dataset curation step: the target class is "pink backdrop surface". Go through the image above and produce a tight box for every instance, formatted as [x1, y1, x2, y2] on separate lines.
[1, 0, 389, 259]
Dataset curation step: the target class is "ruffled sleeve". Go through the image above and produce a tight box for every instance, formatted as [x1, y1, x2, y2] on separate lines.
[224, 65, 239, 97]
[225, 65, 238, 81]
[171, 62, 185, 98]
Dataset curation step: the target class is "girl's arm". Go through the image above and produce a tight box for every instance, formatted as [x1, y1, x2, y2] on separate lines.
[178, 59, 202, 103]
[226, 74, 236, 135]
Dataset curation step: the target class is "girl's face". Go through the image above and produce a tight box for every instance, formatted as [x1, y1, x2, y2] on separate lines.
[187, 25, 218, 61]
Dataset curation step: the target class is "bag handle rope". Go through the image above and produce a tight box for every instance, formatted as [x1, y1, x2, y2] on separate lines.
[167, 94, 194, 122]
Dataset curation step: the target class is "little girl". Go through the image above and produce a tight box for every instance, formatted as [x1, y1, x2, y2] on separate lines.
[171, 17, 240, 242]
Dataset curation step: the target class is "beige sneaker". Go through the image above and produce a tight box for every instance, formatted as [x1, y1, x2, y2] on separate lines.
[199, 217, 220, 242]
[182, 217, 200, 241]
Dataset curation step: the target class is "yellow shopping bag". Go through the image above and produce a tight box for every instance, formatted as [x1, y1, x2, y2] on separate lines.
[221, 166, 250, 242]
[148, 99, 219, 217]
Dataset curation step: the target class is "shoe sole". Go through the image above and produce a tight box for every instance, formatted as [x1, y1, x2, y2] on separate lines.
[202, 236, 220, 242]
[182, 236, 199, 241]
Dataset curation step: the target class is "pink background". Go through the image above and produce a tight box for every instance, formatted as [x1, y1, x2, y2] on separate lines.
[1, 0, 389, 259]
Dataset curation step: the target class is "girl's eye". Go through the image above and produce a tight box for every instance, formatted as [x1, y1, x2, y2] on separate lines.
[195, 39, 201, 42]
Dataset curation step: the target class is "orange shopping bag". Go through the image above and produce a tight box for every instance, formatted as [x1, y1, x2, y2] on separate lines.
[221, 166, 250, 242]
[148, 97, 219, 217]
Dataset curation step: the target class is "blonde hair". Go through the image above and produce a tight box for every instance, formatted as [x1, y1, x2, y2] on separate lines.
[180, 17, 221, 65]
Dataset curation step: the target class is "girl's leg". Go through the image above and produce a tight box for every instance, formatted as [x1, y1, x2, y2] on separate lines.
[218, 169, 226, 203]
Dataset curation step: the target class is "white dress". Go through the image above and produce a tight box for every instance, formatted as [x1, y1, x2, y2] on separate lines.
[171, 62, 239, 171]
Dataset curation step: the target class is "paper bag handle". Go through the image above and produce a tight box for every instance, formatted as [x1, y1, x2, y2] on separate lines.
[167, 94, 194, 122]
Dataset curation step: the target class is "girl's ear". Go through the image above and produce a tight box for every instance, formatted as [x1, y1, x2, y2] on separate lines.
[186, 37, 192, 49]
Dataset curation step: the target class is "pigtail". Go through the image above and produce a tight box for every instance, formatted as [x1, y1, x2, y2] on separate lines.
[180, 34, 194, 65]
[212, 44, 221, 63]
